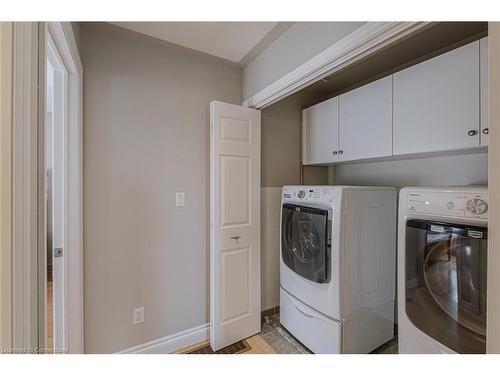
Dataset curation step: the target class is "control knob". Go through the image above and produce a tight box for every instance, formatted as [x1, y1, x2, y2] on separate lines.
[466, 198, 488, 215]
[297, 190, 306, 199]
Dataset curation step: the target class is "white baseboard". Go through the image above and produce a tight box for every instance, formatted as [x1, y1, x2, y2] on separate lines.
[116, 323, 210, 354]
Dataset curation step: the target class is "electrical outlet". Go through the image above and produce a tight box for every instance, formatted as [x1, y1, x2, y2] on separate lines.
[133, 307, 144, 325]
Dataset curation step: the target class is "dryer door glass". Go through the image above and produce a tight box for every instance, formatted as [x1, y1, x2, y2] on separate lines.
[405, 219, 487, 353]
[281, 203, 330, 283]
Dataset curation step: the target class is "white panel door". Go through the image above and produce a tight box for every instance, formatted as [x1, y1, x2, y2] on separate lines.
[393, 41, 480, 155]
[302, 97, 339, 164]
[480, 37, 489, 146]
[210, 101, 261, 351]
[338, 76, 393, 162]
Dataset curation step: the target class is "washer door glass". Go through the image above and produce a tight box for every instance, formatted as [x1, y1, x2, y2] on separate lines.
[281, 203, 330, 283]
[405, 219, 487, 353]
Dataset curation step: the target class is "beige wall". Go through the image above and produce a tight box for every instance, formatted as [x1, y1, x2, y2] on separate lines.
[71, 22, 81, 52]
[330, 152, 488, 187]
[487, 22, 500, 353]
[261, 91, 327, 188]
[243, 22, 365, 101]
[259, 91, 328, 313]
[260, 187, 281, 311]
[80, 24, 242, 353]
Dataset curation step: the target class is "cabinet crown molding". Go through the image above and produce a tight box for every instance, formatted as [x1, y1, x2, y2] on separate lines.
[243, 22, 429, 110]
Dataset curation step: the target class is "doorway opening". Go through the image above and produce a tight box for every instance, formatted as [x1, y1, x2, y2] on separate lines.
[41, 23, 83, 354]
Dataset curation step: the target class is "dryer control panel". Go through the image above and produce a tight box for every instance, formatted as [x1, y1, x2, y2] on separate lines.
[406, 190, 488, 220]
[282, 186, 334, 203]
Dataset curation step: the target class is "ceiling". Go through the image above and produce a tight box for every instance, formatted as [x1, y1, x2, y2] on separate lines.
[111, 22, 289, 64]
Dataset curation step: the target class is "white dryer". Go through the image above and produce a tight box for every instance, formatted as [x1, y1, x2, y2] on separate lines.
[398, 187, 488, 354]
[279, 186, 397, 353]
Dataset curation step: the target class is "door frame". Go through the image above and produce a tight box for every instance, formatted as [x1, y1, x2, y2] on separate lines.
[43, 22, 84, 353]
[487, 22, 500, 353]
[11, 21, 40, 352]
[0, 21, 14, 351]
[46, 23, 71, 352]
[6, 21, 83, 353]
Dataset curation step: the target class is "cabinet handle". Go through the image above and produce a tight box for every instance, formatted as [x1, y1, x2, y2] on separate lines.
[482, 128, 489, 135]
[338, 150, 344, 154]
[332, 151, 337, 155]
[468, 130, 478, 136]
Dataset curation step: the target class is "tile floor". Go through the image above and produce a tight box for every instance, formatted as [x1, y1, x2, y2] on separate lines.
[371, 337, 399, 354]
[259, 313, 398, 354]
[178, 312, 398, 354]
[257, 313, 310, 354]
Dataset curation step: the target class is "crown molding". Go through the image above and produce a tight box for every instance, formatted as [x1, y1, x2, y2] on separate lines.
[243, 22, 430, 109]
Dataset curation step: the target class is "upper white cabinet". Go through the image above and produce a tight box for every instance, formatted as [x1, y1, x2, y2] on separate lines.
[480, 37, 489, 146]
[301, 38, 488, 165]
[302, 97, 339, 164]
[393, 41, 480, 155]
[338, 76, 393, 162]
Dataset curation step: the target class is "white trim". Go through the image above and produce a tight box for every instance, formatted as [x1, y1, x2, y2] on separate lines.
[12, 21, 39, 351]
[37, 21, 47, 352]
[115, 323, 210, 354]
[487, 22, 500, 353]
[45, 22, 84, 354]
[243, 22, 430, 109]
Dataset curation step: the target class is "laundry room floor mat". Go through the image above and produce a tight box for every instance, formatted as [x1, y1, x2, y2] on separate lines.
[184, 340, 251, 354]
[176, 312, 307, 354]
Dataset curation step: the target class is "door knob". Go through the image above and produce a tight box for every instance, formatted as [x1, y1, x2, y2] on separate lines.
[482, 128, 489, 135]
[468, 130, 477, 136]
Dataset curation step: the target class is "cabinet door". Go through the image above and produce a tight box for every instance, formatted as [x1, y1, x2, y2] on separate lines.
[393, 41, 480, 155]
[480, 37, 489, 146]
[302, 97, 339, 164]
[338, 76, 393, 162]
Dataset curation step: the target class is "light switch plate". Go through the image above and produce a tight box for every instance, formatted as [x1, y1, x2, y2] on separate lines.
[176, 192, 185, 207]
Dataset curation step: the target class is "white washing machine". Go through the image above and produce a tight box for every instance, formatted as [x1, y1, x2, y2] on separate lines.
[279, 186, 397, 353]
[398, 187, 488, 354]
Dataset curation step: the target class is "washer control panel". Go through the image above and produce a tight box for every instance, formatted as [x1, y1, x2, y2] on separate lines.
[282, 186, 334, 203]
[407, 190, 488, 219]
